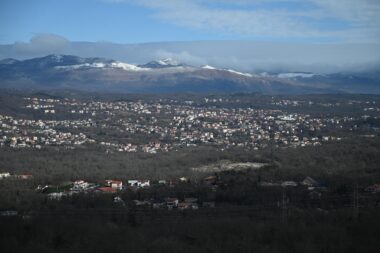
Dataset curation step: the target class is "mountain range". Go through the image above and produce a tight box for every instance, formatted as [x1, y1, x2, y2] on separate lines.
[0, 54, 379, 94]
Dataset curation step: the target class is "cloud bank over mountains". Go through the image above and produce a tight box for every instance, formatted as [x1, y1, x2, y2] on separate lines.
[0, 34, 379, 74]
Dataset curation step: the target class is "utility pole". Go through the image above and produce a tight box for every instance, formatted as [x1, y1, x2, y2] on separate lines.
[281, 187, 287, 224]
[353, 183, 359, 220]
[270, 132, 275, 164]
[271, 142, 274, 164]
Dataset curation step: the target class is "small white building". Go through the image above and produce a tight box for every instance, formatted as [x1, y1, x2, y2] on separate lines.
[139, 180, 150, 188]
[301, 177, 319, 187]
[128, 180, 139, 187]
[165, 198, 179, 209]
[48, 192, 65, 200]
[127, 180, 150, 188]
[0, 172, 10, 179]
[72, 180, 90, 190]
[281, 181, 298, 187]
[158, 180, 167, 185]
[106, 180, 123, 190]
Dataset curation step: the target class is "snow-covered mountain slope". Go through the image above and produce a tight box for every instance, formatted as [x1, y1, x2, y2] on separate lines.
[260, 72, 317, 79]
[202, 65, 254, 77]
[138, 58, 186, 69]
[1, 54, 378, 94]
[277, 73, 317, 79]
[55, 61, 150, 71]
[225, 69, 253, 77]
[201, 65, 216, 70]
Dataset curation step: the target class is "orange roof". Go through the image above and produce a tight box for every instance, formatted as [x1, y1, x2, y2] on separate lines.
[98, 187, 117, 193]
[19, 174, 33, 179]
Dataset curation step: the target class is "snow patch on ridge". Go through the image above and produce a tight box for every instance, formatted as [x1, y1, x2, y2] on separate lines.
[226, 69, 253, 77]
[201, 65, 253, 77]
[202, 65, 217, 70]
[159, 58, 179, 66]
[110, 62, 147, 71]
[55, 61, 150, 71]
[277, 73, 316, 78]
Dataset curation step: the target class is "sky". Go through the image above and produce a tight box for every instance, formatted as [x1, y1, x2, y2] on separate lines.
[1, 0, 380, 44]
[0, 0, 379, 73]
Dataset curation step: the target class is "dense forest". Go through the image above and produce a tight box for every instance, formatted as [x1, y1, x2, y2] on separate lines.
[1, 138, 380, 252]
[1, 207, 380, 253]
[0, 138, 379, 184]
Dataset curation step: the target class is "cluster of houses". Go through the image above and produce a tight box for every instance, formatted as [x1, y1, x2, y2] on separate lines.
[2, 94, 367, 153]
[259, 176, 325, 190]
[258, 176, 328, 200]
[24, 97, 57, 110]
[365, 184, 380, 193]
[0, 172, 33, 180]
[40, 175, 324, 202]
[0, 114, 95, 149]
[42, 179, 150, 199]
[268, 177, 380, 195]
[41, 178, 155, 197]
[133, 197, 214, 210]
[42, 177, 198, 196]
[38, 177, 218, 210]
[272, 98, 378, 109]
[3, 168, 380, 213]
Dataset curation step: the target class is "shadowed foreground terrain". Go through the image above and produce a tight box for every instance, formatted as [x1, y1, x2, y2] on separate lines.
[1, 207, 380, 253]
[1, 139, 380, 253]
[1, 92, 380, 253]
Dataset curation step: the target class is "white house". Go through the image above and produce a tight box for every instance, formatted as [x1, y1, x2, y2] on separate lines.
[139, 180, 150, 187]
[0, 172, 10, 179]
[106, 180, 123, 190]
[165, 198, 179, 209]
[281, 181, 298, 187]
[301, 177, 319, 187]
[128, 180, 139, 187]
[72, 180, 90, 190]
[47, 192, 65, 200]
[127, 180, 150, 188]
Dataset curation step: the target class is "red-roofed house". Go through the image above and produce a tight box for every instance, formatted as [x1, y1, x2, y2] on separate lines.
[98, 187, 117, 193]
[18, 174, 33, 180]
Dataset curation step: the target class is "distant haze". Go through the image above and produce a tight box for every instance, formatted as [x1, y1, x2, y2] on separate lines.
[1, 34, 379, 74]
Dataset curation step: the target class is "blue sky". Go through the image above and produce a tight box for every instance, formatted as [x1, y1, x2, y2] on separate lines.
[0, 0, 225, 44]
[1, 0, 379, 44]
[0, 0, 195, 43]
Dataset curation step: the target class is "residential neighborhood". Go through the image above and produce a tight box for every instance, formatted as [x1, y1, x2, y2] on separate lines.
[2, 167, 379, 212]
[1, 95, 378, 154]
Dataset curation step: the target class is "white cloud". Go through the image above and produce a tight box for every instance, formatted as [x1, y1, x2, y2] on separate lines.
[154, 50, 205, 65]
[12, 34, 70, 55]
[103, 0, 380, 42]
